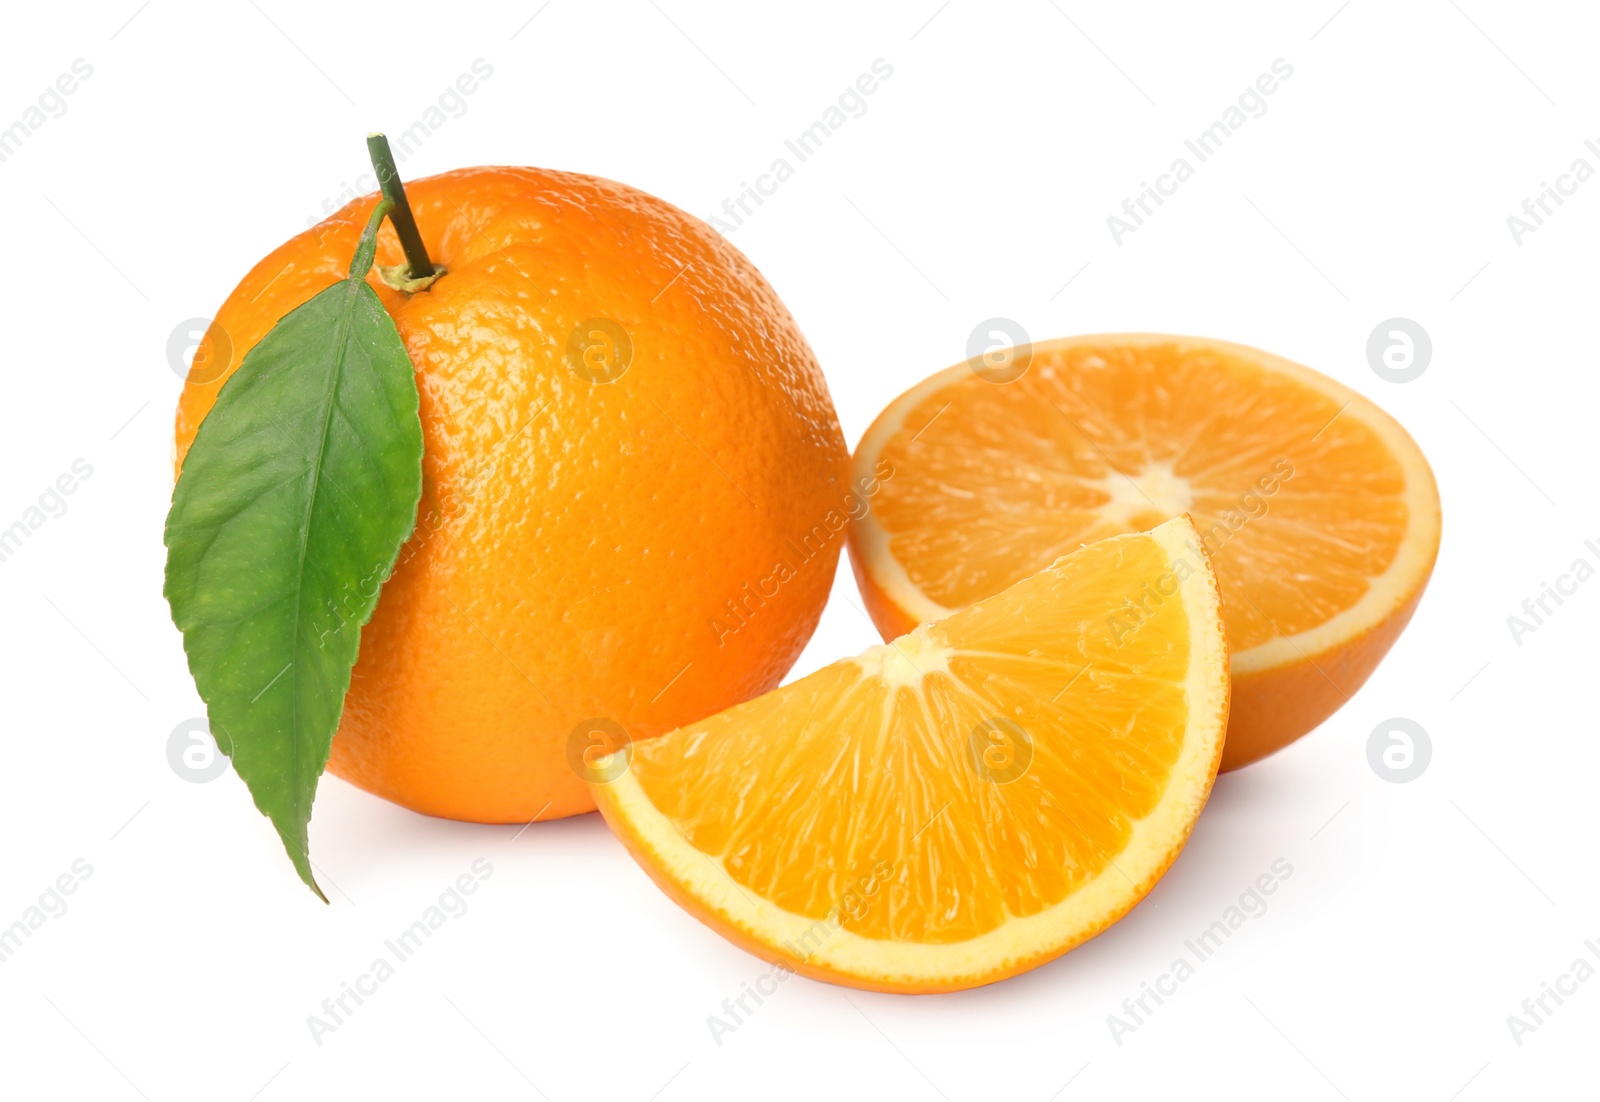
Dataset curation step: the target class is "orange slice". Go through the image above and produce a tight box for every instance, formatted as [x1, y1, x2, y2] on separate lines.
[591, 516, 1228, 993]
[850, 334, 1441, 770]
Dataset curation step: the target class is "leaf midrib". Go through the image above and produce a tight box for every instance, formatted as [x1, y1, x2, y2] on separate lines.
[284, 275, 367, 825]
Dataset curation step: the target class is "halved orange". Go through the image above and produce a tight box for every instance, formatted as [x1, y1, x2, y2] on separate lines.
[850, 334, 1441, 770]
[591, 516, 1228, 993]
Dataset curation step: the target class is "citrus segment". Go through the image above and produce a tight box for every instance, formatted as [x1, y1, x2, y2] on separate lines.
[849, 335, 1440, 769]
[592, 516, 1228, 992]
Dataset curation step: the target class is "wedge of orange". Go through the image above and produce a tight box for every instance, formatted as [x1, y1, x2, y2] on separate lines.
[850, 335, 1441, 770]
[591, 516, 1228, 993]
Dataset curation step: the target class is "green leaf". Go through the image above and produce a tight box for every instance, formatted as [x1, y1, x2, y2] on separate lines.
[164, 201, 423, 900]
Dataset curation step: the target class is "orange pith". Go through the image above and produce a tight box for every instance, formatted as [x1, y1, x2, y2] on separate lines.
[174, 167, 849, 823]
[593, 516, 1229, 993]
[849, 335, 1441, 770]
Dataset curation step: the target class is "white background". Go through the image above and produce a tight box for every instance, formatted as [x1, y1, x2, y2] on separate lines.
[1, 1, 1594, 1099]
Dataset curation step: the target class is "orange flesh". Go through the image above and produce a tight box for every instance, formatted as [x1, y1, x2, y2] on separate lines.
[873, 342, 1408, 652]
[626, 532, 1194, 944]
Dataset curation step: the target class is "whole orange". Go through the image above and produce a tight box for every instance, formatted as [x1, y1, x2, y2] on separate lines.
[174, 167, 850, 824]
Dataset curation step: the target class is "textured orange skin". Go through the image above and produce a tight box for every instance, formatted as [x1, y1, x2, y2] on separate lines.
[848, 550, 920, 642]
[849, 530, 1435, 773]
[174, 167, 849, 823]
[1222, 583, 1430, 769]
